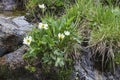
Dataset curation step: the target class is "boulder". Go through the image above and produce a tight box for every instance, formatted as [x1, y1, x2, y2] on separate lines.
[0, 15, 38, 80]
[0, 0, 16, 11]
[0, 15, 33, 56]
[6, 45, 28, 69]
[12, 16, 30, 27]
[71, 47, 120, 80]
[0, 45, 37, 80]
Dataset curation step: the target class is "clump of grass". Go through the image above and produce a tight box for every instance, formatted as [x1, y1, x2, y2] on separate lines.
[89, 3, 120, 70]
[65, 0, 120, 71]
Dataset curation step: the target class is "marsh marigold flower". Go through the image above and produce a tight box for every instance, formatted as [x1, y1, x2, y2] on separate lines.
[38, 23, 48, 30]
[38, 4, 45, 9]
[64, 31, 70, 36]
[23, 36, 32, 46]
[58, 33, 65, 40]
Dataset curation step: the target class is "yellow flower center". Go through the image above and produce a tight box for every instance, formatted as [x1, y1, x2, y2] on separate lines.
[42, 24, 44, 28]
[27, 39, 30, 43]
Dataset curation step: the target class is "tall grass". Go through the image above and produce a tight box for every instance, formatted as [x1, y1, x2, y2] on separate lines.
[89, 5, 120, 70]
[65, 0, 120, 70]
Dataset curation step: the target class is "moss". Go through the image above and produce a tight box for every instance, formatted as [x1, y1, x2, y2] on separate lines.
[0, 65, 36, 80]
[0, 10, 26, 17]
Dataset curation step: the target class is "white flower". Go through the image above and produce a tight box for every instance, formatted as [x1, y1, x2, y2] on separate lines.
[58, 33, 65, 40]
[38, 23, 48, 30]
[38, 23, 43, 29]
[38, 4, 45, 9]
[64, 31, 70, 36]
[23, 36, 32, 46]
[44, 23, 48, 30]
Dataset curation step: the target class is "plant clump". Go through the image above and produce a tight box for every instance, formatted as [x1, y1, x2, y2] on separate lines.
[23, 12, 81, 79]
[22, 0, 120, 79]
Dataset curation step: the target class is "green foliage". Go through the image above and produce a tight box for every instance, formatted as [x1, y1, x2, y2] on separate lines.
[66, 0, 120, 68]
[114, 51, 120, 64]
[85, 2, 120, 69]
[25, 0, 75, 22]
[23, 14, 81, 79]
[90, 6, 120, 43]
[25, 66, 36, 72]
[66, 0, 94, 24]
[23, 0, 120, 77]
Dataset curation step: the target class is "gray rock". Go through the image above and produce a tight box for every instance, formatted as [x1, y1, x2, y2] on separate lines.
[0, 0, 16, 11]
[0, 15, 33, 56]
[12, 16, 33, 33]
[0, 15, 37, 80]
[72, 47, 120, 80]
[12, 16, 30, 27]
[0, 32, 22, 56]
[6, 45, 28, 69]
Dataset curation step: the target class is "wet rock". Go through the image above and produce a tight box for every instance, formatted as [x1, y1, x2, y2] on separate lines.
[0, 34, 21, 56]
[6, 45, 28, 69]
[72, 47, 120, 80]
[13, 17, 33, 34]
[11, 16, 33, 36]
[12, 16, 30, 27]
[0, 15, 36, 79]
[0, 0, 16, 11]
[0, 3, 4, 10]
[0, 15, 33, 56]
